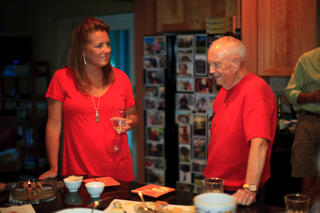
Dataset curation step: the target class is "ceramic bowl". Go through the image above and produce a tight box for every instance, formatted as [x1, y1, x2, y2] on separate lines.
[193, 192, 236, 213]
[63, 177, 82, 192]
[134, 202, 163, 213]
[85, 182, 105, 197]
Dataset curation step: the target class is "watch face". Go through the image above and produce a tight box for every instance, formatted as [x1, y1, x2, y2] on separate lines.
[250, 185, 257, 191]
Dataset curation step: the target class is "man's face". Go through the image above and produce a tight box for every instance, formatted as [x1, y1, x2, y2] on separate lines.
[207, 49, 237, 90]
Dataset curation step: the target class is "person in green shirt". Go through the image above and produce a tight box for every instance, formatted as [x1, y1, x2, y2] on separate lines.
[284, 47, 320, 206]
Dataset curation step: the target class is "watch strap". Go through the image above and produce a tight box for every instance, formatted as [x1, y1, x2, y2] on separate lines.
[243, 184, 258, 192]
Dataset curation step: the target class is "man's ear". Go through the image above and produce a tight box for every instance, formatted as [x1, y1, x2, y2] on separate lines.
[233, 56, 241, 70]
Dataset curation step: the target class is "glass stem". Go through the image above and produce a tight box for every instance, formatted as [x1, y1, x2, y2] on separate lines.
[115, 133, 119, 146]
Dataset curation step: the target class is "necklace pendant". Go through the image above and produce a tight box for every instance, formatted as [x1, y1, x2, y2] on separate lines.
[95, 110, 99, 122]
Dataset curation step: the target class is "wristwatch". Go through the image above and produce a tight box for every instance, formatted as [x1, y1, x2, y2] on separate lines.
[243, 184, 258, 192]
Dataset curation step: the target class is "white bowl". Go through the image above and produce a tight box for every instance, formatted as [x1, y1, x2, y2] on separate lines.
[85, 182, 105, 197]
[63, 177, 82, 192]
[193, 193, 237, 213]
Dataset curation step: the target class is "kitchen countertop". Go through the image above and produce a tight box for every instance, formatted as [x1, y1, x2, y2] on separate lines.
[0, 176, 285, 213]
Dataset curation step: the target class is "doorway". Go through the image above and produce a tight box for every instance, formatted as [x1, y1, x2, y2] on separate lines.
[97, 13, 137, 180]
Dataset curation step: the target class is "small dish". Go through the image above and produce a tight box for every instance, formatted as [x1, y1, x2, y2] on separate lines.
[63, 177, 82, 192]
[85, 182, 105, 197]
[55, 208, 105, 213]
[131, 184, 175, 198]
[134, 202, 163, 213]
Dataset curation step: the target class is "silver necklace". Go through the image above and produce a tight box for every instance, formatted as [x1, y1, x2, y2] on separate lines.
[90, 81, 102, 122]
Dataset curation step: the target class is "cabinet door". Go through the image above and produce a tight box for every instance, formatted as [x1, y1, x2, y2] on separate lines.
[156, 0, 191, 32]
[257, 0, 317, 76]
[156, 0, 239, 32]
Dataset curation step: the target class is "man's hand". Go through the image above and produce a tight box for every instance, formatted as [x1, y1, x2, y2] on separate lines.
[311, 89, 320, 103]
[297, 89, 320, 103]
[232, 188, 257, 206]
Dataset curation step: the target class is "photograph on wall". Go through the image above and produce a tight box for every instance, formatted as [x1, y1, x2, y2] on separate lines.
[143, 56, 159, 69]
[176, 77, 194, 92]
[157, 99, 166, 110]
[176, 62, 193, 77]
[177, 35, 193, 49]
[178, 125, 191, 144]
[194, 55, 207, 76]
[145, 156, 166, 170]
[175, 111, 192, 125]
[179, 163, 191, 183]
[159, 86, 165, 98]
[177, 50, 193, 63]
[146, 168, 165, 185]
[158, 56, 167, 69]
[146, 126, 164, 143]
[192, 159, 207, 173]
[193, 114, 207, 136]
[175, 93, 195, 111]
[195, 34, 207, 54]
[195, 93, 208, 113]
[194, 77, 214, 93]
[146, 142, 164, 157]
[192, 172, 205, 185]
[146, 110, 165, 126]
[208, 95, 216, 109]
[177, 181, 195, 193]
[207, 34, 224, 49]
[144, 98, 157, 110]
[143, 36, 155, 55]
[145, 70, 165, 85]
[144, 85, 159, 98]
[179, 144, 191, 163]
[192, 137, 206, 160]
[154, 36, 166, 55]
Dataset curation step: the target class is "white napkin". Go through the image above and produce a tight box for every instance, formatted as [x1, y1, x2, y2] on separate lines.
[0, 204, 36, 213]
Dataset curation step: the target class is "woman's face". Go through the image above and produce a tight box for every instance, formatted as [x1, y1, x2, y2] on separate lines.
[83, 30, 111, 69]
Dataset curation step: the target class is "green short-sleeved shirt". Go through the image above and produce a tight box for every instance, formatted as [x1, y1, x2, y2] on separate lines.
[284, 47, 320, 113]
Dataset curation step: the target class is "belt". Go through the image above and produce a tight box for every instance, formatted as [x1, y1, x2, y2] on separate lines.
[300, 110, 320, 118]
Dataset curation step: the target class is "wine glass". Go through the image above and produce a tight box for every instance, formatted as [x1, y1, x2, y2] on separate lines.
[109, 107, 128, 153]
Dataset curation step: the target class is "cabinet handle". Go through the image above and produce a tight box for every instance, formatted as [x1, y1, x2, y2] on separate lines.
[189, 6, 193, 23]
[195, 6, 199, 23]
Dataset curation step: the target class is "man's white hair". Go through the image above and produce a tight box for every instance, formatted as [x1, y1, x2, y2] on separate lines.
[209, 36, 246, 62]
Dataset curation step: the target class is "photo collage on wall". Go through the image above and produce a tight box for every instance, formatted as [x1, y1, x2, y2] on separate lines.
[143, 36, 167, 185]
[176, 34, 221, 194]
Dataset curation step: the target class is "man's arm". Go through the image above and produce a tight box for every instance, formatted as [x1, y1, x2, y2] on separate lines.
[232, 137, 268, 206]
[297, 89, 320, 104]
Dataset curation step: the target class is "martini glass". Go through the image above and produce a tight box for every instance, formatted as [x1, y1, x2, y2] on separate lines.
[109, 107, 128, 153]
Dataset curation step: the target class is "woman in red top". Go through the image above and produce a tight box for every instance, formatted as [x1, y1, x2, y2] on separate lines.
[39, 17, 138, 181]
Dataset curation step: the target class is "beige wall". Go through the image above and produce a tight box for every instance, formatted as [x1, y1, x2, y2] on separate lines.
[0, 0, 134, 73]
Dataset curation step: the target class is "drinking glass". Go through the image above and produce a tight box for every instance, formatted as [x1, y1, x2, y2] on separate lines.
[109, 107, 128, 153]
[284, 193, 311, 213]
[202, 177, 224, 193]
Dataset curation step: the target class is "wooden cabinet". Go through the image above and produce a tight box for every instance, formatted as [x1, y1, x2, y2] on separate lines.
[156, 0, 239, 33]
[0, 61, 51, 177]
[242, 0, 317, 77]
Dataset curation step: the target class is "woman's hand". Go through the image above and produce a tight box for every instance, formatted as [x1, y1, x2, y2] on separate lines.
[39, 168, 58, 180]
[122, 119, 133, 133]
[110, 118, 133, 134]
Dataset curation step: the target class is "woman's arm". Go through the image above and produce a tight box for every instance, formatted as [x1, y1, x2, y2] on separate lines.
[39, 98, 63, 179]
[126, 104, 138, 131]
